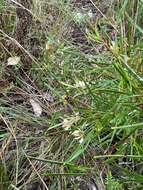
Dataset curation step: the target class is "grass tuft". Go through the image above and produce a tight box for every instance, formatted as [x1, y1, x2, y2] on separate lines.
[0, 0, 143, 189]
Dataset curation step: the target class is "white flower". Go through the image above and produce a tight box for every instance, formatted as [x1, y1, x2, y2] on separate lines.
[88, 10, 93, 18]
[62, 118, 73, 130]
[79, 138, 84, 144]
[45, 41, 53, 50]
[74, 81, 86, 88]
[62, 115, 80, 131]
[7, 56, 20, 66]
[72, 129, 84, 143]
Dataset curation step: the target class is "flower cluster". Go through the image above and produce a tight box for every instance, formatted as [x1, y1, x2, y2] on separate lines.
[62, 114, 84, 143]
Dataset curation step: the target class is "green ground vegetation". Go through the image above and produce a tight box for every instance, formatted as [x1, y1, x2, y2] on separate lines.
[0, 0, 143, 189]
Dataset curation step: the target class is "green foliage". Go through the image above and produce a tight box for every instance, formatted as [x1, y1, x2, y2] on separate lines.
[0, 164, 9, 190]
[0, 0, 143, 189]
[106, 171, 123, 190]
[0, 0, 5, 11]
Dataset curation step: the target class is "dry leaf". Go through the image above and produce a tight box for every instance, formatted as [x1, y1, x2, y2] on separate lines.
[7, 56, 20, 66]
[43, 92, 54, 102]
[30, 98, 42, 117]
